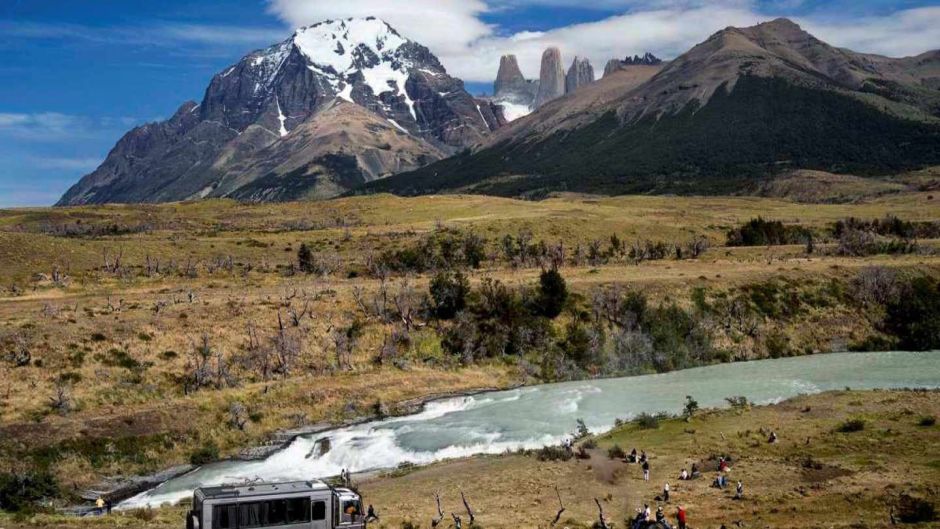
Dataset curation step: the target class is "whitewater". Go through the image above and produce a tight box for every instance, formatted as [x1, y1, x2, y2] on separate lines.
[122, 350, 939, 508]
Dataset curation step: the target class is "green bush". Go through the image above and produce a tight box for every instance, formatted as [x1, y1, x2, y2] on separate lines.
[607, 444, 626, 459]
[0, 471, 59, 512]
[884, 276, 940, 351]
[429, 271, 469, 320]
[727, 217, 811, 246]
[189, 442, 220, 466]
[836, 418, 866, 433]
[534, 445, 573, 462]
[636, 412, 660, 430]
[534, 268, 568, 319]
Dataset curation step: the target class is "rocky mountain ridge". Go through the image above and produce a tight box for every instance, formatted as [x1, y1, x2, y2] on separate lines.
[362, 18, 940, 198]
[58, 17, 501, 205]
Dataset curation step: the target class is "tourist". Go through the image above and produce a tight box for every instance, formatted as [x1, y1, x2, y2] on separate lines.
[719, 457, 729, 472]
[106, 498, 112, 515]
[642, 460, 651, 481]
[629, 448, 638, 463]
[677, 505, 688, 529]
[365, 504, 379, 522]
[640, 450, 648, 463]
[679, 468, 689, 480]
[769, 431, 778, 443]
[644, 503, 651, 521]
[663, 482, 670, 502]
[735, 480, 744, 499]
[95, 496, 105, 515]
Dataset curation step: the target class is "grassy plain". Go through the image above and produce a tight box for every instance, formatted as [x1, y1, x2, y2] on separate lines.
[0, 191, 938, 526]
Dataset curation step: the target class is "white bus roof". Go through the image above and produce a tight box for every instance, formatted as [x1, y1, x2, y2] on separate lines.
[196, 480, 331, 501]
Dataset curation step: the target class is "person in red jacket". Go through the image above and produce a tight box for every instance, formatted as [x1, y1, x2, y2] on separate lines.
[677, 505, 688, 529]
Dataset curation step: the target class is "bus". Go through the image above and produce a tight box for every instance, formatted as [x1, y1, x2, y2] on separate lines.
[186, 480, 365, 529]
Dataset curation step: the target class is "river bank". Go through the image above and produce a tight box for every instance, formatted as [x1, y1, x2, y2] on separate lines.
[5, 389, 937, 528]
[121, 351, 940, 509]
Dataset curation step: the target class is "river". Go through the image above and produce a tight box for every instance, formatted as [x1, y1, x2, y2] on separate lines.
[122, 350, 939, 508]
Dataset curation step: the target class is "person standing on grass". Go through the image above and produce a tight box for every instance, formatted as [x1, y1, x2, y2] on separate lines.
[643, 459, 651, 481]
[677, 505, 687, 529]
[735, 480, 744, 499]
[663, 482, 670, 502]
[95, 496, 105, 515]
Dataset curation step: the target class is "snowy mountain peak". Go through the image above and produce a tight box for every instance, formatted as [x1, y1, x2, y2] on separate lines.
[292, 17, 408, 74]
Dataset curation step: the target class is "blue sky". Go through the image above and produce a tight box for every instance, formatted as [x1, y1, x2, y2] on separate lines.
[1, 0, 938, 207]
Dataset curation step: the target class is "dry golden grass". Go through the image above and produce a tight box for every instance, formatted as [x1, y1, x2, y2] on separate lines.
[6, 390, 934, 529]
[1, 193, 939, 518]
[360, 390, 939, 529]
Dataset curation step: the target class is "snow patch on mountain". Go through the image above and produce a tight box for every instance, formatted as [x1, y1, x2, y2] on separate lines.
[291, 18, 417, 117]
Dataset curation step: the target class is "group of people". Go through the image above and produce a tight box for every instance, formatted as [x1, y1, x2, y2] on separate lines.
[678, 462, 701, 481]
[630, 503, 688, 529]
[626, 448, 652, 481]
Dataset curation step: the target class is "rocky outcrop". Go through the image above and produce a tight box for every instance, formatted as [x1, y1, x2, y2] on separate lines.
[604, 53, 663, 77]
[565, 56, 595, 94]
[536, 47, 566, 107]
[57, 17, 501, 205]
[494, 55, 527, 97]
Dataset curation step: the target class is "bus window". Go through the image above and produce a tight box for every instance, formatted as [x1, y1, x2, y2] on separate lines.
[286, 498, 310, 524]
[213, 504, 237, 529]
[312, 500, 326, 521]
[342, 500, 361, 517]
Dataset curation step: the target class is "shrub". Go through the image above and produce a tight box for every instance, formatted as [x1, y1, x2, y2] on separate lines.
[534, 445, 573, 462]
[918, 416, 936, 427]
[883, 276, 940, 351]
[534, 268, 568, 319]
[429, 271, 470, 320]
[836, 418, 866, 433]
[683, 395, 700, 417]
[636, 412, 660, 430]
[190, 442, 220, 465]
[0, 471, 59, 512]
[297, 243, 314, 273]
[725, 396, 751, 409]
[727, 217, 811, 246]
[575, 418, 591, 439]
[581, 438, 598, 450]
[607, 444, 626, 459]
[895, 494, 936, 523]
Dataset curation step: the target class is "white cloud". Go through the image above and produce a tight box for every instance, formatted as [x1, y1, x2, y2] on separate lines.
[798, 6, 940, 59]
[0, 112, 141, 141]
[265, 0, 940, 84]
[266, 0, 493, 59]
[30, 156, 103, 171]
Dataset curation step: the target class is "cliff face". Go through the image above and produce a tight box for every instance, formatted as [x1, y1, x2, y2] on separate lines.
[536, 47, 566, 107]
[565, 56, 595, 94]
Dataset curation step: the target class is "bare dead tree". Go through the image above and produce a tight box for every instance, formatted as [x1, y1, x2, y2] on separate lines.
[393, 280, 423, 331]
[550, 487, 565, 528]
[460, 491, 475, 525]
[593, 498, 609, 529]
[272, 312, 301, 376]
[48, 381, 72, 415]
[288, 298, 311, 327]
[431, 493, 445, 528]
[228, 402, 248, 430]
[184, 333, 236, 393]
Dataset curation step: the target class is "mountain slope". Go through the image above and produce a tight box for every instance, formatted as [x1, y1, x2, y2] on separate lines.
[362, 19, 940, 198]
[57, 17, 499, 206]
